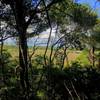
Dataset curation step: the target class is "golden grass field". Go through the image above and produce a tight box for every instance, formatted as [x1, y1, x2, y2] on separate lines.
[3, 45, 90, 66]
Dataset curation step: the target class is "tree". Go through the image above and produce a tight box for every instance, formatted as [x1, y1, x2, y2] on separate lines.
[48, 2, 98, 68]
[0, 0, 63, 99]
[71, 3, 98, 66]
[92, 21, 100, 67]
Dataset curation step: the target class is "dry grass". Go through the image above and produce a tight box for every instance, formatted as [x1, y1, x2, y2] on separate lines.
[3, 45, 81, 64]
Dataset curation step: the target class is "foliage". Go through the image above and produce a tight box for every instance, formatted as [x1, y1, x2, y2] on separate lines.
[71, 3, 97, 29]
[76, 50, 90, 65]
[36, 64, 100, 100]
[92, 22, 100, 44]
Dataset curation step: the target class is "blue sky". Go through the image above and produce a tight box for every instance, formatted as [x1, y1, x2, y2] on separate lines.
[76, 0, 100, 17]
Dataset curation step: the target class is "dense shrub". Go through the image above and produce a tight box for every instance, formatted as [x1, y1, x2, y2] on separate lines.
[44, 63, 100, 100]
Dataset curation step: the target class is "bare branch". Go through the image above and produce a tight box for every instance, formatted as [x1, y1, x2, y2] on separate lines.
[42, 0, 52, 65]
[64, 80, 74, 100]
[0, 35, 14, 42]
[71, 81, 81, 100]
[25, 0, 42, 28]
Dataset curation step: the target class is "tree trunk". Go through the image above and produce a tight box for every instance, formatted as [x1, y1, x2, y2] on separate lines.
[19, 30, 29, 93]
[92, 46, 95, 67]
[12, 0, 30, 94]
[88, 46, 95, 67]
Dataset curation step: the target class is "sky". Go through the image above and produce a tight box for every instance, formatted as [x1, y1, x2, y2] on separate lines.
[76, 0, 100, 17]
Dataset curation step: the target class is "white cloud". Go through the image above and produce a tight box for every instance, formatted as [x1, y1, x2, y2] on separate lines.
[39, 28, 56, 38]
